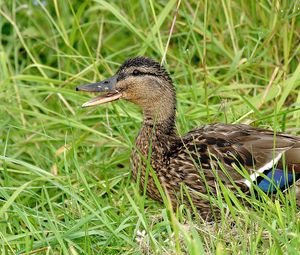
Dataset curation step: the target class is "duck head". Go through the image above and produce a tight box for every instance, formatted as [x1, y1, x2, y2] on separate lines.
[76, 56, 175, 110]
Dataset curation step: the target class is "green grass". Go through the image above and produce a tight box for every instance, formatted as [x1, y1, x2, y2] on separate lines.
[0, 0, 300, 254]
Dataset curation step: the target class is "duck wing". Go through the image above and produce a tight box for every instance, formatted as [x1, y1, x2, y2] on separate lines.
[168, 123, 300, 193]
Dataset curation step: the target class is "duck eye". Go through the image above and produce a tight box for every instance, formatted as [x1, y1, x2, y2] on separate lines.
[132, 69, 141, 76]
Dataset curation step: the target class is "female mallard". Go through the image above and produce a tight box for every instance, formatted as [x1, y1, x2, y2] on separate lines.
[76, 57, 300, 217]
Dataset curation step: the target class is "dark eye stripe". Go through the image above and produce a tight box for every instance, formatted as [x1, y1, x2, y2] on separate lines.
[132, 71, 162, 77]
[117, 72, 127, 81]
[117, 70, 162, 81]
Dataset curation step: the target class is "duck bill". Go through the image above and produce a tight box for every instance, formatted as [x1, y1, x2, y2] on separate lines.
[76, 75, 122, 107]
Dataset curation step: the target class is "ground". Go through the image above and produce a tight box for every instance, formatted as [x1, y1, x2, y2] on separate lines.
[0, 1, 300, 254]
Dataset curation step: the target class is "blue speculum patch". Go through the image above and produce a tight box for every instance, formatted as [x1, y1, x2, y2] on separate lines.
[257, 169, 298, 192]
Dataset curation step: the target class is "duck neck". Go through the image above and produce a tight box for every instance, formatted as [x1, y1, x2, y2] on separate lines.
[132, 101, 177, 201]
[131, 94, 177, 185]
[134, 104, 177, 161]
[143, 112, 176, 137]
[142, 93, 177, 137]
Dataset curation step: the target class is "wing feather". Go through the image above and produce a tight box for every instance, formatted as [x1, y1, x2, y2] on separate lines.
[169, 123, 300, 192]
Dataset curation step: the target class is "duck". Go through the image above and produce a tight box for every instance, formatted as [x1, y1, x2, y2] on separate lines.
[76, 56, 300, 218]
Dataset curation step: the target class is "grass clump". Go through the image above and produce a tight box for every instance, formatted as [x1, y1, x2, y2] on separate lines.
[0, 0, 300, 254]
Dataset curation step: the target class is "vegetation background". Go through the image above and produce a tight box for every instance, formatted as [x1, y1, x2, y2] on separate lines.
[0, 0, 300, 254]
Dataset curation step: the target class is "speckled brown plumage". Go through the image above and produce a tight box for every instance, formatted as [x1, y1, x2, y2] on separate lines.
[77, 57, 300, 217]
